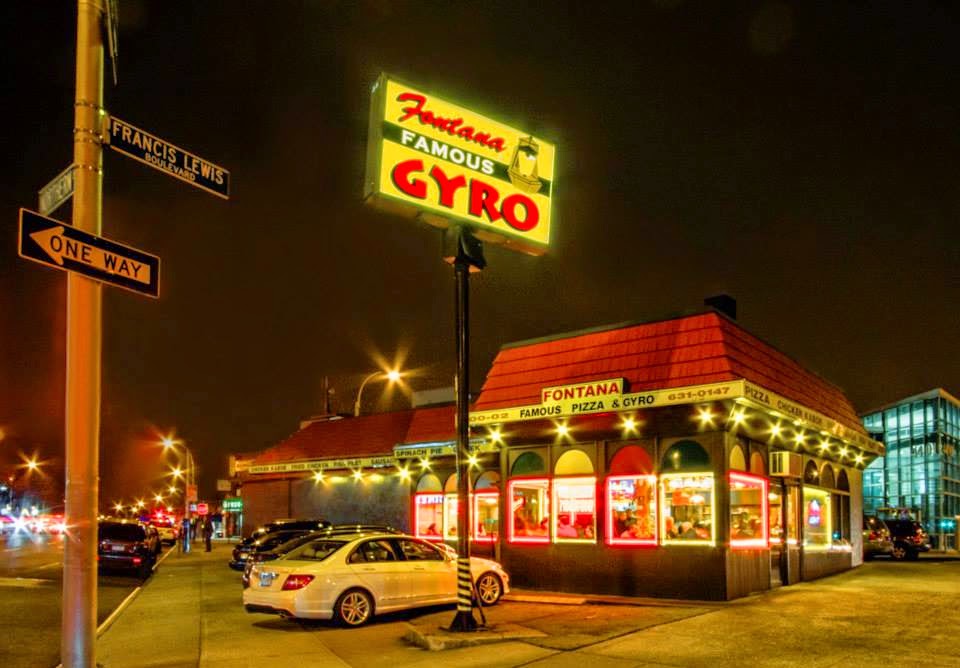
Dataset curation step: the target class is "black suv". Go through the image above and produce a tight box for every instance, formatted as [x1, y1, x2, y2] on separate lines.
[98, 520, 159, 578]
[884, 519, 931, 561]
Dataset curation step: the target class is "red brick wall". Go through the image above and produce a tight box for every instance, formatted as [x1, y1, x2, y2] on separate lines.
[241, 479, 291, 537]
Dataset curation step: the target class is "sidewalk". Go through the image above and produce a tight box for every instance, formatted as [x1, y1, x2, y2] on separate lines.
[96, 541, 350, 668]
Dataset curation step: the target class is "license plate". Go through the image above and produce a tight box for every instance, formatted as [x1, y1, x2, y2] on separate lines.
[111, 544, 126, 552]
[259, 572, 275, 587]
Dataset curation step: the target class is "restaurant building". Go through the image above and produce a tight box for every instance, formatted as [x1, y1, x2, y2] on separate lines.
[237, 309, 883, 601]
[862, 388, 960, 549]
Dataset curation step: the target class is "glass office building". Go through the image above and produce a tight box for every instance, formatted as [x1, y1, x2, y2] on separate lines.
[862, 389, 960, 548]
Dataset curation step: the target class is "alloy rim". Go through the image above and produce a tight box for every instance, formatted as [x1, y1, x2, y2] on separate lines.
[341, 592, 371, 625]
[477, 574, 500, 604]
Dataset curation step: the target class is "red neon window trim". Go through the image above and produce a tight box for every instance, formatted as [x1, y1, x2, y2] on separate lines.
[413, 492, 444, 542]
[605, 474, 658, 546]
[729, 471, 769, 549]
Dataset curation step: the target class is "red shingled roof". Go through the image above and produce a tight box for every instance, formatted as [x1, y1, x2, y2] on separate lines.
[253, 410, 415, 465]
[404, 404, 456, 445]
[474, 311, 866, 436]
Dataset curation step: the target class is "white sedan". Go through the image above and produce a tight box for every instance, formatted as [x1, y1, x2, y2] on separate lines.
[243, 533, 509, 626]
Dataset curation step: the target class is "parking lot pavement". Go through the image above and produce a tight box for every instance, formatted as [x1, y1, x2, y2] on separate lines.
[96, 546, 960, 668]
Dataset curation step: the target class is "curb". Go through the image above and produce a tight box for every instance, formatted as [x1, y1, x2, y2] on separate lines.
[403, 622, 547, 651]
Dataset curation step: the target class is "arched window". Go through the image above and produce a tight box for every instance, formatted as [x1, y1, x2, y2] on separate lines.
[836, 469, 850, 492]
[749, 452, 766, 476]
[803, 460, 819, 485]
[660, 441, 714, 545]
[414, 473, 443, 541]
[662, 440, 711, 472]
[443, 474, 459, 541]
[607, 445, 657, 546]
[509, 451, 549, 544]
[553, 450, 596, 543]
[819, 464, 836, 490]
[444, 473, 457, 493]
[511, 451, 546, 476]
[729, 445, 746, 471]
[473, 471, 500, 542]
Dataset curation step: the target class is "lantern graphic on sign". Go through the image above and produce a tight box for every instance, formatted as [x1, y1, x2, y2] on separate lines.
[508, 136, 542, 194]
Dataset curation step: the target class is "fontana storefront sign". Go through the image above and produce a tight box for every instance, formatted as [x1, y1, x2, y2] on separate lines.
[469, 379, 745, 425]
[364, 74, 556, 256]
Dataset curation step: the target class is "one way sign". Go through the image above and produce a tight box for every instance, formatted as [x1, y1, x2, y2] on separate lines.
[18, 208, 160, 298]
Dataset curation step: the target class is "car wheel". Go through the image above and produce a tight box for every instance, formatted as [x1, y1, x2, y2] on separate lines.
[891, 544, 908, 561]
[334, 589, 373, 627]
[475, 572, 503, 606]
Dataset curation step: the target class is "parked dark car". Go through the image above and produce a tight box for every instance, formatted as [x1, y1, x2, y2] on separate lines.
[862, 516, 893, 560]
[98, 520, 159, 578]
[884, 519, 931, 560]
[261, 518, 331, 533]
[229, 529, 314, 571]
[240, 524, 402, 587]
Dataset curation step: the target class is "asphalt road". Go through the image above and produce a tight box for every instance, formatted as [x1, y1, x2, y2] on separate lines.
[0, 532, 165, 668]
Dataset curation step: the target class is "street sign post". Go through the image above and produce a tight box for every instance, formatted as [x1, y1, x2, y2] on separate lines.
[105, 115, 230, 199]
[18, 208, 160, 298]
[38, 165, 76, 216]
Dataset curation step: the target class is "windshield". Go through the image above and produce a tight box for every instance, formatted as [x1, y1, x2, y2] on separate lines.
[98, 524, 145, 541]
[283, 539, 347, 562]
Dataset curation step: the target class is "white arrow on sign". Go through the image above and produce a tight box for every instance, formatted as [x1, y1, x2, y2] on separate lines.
[29, 226, 153, 285]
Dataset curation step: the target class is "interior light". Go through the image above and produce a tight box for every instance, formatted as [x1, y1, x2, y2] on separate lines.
[794, 431, 805, 446]
[817, 440, 829, 453]
[489, 427, 502, 444]
[838, 446, 848, 458]
[352, 469, 363, 481]
[312, 471, 324, 483]
[854, 453, 865, 465]
[769, 422, 782, 438]
[731, 409, 747, 425]
[556, 423, 569, 437]
[467, 454, 479, 468]
[397, 466, 411, 481]
[420, 457, 431, 470]
[622, 417, 636, 432]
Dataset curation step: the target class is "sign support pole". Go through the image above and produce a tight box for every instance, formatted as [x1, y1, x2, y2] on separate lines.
[61, 1, 104, 666]
[448, 227, 485, 632]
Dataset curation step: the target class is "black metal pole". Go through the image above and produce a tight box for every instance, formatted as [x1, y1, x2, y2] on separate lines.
[448, 232, 478, 632]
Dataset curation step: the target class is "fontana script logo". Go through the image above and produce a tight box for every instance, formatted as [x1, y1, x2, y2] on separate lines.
[397, 92, 507, 153]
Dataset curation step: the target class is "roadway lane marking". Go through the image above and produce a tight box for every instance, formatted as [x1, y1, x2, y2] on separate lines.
[0, 576, 54, 587]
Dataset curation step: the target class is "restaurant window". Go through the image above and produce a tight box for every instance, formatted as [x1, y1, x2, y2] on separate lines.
[443, 474, 459, 541]
[553, 450, 596, 543]
[414, 473, 443, 541]
[606, 445, 657, 546]
[803, 460, 820, 485]
[508, 478, 550, 543]
[749, 452, 766, 476]
[819, 464, 836, 490]
[473, 471, 500, 542]
[729, 471, 769, 548]
[661, 440, 714, 545]
[802, 486, 832, 549]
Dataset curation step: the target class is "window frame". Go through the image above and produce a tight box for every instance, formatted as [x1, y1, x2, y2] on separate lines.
[605, 474, 658, 547]
[728, 471, 769, 549]
[413, 492, 444, 542]
[552, 475, 598, 544]
[507, 477, 551, 544]
[660, 472, 716, 546]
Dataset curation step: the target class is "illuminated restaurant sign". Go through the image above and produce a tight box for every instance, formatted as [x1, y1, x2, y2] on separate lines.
[469, 379, 745, 425]
[364, 73, 556, 256]
[741, 381, 883, 455]
[249, 455, 395, 475]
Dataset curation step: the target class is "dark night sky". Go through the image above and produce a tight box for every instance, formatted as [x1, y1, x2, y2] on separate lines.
[1, 1, 958, 504]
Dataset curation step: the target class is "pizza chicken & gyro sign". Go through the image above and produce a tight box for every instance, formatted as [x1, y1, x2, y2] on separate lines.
[364, 74, 555, 255]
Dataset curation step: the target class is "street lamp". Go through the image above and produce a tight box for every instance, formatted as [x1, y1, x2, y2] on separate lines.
[160, 433, 197, 521]
[353, 369, 402, 417]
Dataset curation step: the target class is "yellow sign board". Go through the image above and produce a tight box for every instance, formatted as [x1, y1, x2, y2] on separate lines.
[364, 74, 556, 256]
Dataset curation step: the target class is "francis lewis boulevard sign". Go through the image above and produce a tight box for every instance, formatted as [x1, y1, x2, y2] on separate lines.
[364, 73, 556, 256]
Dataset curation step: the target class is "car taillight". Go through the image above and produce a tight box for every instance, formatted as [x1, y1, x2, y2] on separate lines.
[868, 531, 879, 540]
[133, 557, 142, 565]
[281, 574, 314, 591]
